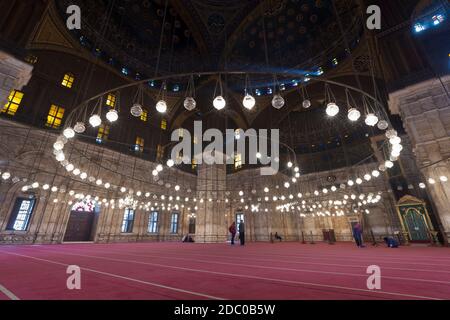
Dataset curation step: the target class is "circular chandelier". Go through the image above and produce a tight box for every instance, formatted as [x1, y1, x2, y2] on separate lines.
[44, 70, 408, 218]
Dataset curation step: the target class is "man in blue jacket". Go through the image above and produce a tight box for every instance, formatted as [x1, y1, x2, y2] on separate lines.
[353, 222, 364, 248]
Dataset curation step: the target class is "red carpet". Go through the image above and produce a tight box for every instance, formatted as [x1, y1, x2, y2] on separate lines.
[0, 242, 449, 300]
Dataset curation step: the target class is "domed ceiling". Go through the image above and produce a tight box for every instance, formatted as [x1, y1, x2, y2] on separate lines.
[57, 0, 362, 75]
[54, 0, 377, 174]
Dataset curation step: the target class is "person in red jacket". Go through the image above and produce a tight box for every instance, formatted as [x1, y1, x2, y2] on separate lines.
[229, 222, 237, 245]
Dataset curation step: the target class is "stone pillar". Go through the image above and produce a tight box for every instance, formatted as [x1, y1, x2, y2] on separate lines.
[0, 50, 33, 106]
[195, 158, 227, 243]
[389, 76, 450, 244]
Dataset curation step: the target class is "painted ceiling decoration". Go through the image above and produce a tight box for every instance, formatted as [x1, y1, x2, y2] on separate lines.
[56, 0, 362, 76]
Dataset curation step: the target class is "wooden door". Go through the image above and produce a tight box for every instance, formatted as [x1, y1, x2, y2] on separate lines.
[64, 211, 95, 242]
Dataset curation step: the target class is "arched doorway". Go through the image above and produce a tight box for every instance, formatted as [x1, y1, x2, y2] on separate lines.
[63, 200, 99, 242]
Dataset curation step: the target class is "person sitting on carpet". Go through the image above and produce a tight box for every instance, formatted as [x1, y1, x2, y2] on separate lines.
[383, 236, 399, 248]
[182, 234, 194, 243]
[274, 232, 283, 242]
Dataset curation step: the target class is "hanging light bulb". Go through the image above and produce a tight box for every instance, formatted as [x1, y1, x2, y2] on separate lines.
[131, 103, 143, 117]
[184, 97, 196, 111]
[302, 99, 311, 109]
[74, 122, 86, 134]
[386, 129, 398, 139]
[63, 127, 75, 139]
[53, 141, 64, 151]
[377, 120, 389, 130]
[156, 100, 167, 113]
[56, 152, 65, 162]
[2, 172, 11, 180]
[272, 94, 285, 109]
[392, 144, 403, 153]
[390, 136, 402, 145]
[326, 102, 339, 117]
[347, 108, 361, 121]
[391, 150, 401, 158]
[365, 113, 379, 126]
[213, 96, 226, 110]
[390, 155, 399, 162]
[156, 164, 163, 172]
[106, 109, 119, 122]
[243, 94, 256, 110]
[89, 114, 102, 127]
[167, 159, 175, 167]
[385, 160, 394, 169]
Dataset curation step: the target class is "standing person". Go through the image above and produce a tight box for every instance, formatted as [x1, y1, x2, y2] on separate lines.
[353, 222, 364, 248]
[239, 221, 245, 246]
[229, 222, 237, 245]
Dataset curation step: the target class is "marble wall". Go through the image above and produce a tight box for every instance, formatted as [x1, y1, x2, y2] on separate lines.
[0, 118, 398, 245]
[389, 76, 450, 243]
